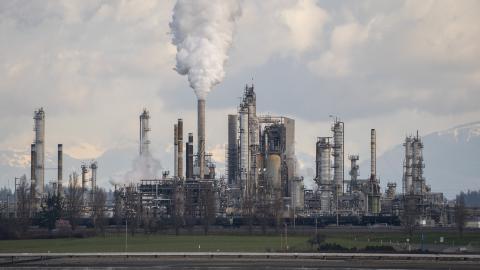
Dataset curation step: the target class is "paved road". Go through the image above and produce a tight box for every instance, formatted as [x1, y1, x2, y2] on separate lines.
[2, 257, 479, 269]
[1, 252, 479, 269]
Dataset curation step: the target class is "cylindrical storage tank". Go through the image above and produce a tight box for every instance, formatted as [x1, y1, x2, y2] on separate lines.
[316, 137, 332, 185]
[320, 190, 331, 214]
[291, 179, 304, 209]
[266, 154, 281, 193]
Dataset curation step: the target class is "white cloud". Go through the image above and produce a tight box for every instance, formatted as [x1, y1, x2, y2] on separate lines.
[280, 0, 329, 52]
[229, 0, 329, 71]
[309, 21, 370, 77]
[0, 0, 479, 194]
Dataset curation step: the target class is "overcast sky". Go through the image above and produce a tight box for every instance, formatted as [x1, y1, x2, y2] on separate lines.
[1, 0, 479, 184]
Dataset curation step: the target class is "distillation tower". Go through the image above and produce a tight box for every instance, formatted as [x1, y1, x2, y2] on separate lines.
[226, 84, 301, 213]
[367, 129, 381, 215]
[332, 120, 344, 200]
[315, 137, 332, 214]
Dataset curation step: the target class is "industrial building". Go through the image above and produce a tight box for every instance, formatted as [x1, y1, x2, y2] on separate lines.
[113, 84, 448, 226]
[27, 108, 99, 214]
[225, 85, 303, 218]
[19, 85, 448, 228]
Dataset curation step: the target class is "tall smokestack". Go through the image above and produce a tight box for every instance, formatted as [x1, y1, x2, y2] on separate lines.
[198, 99, 206, 179]
[90, 161, 97, 201]
[177, 119, 183, 178]
[174, 124, 178, 177]
[57, 144, 63, 196]
[139, 109, 151, 156]
[371, 129, 376, 178]
[30, 144, 36, 197]
[81, 164, 88, 193]
[186, 133, 194, 178]
[34, 108, 45, 194]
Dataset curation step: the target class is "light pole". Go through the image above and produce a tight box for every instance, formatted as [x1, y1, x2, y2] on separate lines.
[284, 222, 288, 251]
[14, 177, 20, 218]
[125, 217, 128, 252]
[123, 187, 127, 253]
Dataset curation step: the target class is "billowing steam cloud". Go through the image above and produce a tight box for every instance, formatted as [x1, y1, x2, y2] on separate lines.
[123, 154, 161, 182]
[170, 0, 242, 99]
[109, 152, 162, 186]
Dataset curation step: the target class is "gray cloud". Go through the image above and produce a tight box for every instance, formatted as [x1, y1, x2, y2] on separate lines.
[0, 0, 479, 191]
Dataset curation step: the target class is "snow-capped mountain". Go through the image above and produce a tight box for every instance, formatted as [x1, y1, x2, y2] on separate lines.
[0, 145, 161, 190]
[0, 149, 83, 189]
[369, 121, 480, 199]
[1, 122, 479, 199]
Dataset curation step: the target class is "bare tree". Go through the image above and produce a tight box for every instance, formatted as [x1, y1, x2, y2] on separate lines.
[199, 182, 215, 235]
[455, 194, 467, 237]
[173, 184, 185, 235]
[257, 185, 268, 235]
[112, 187, 123, 232]
[402, 195, 419, 236]
[39, 192, 63, 231]
[243, 196, 254, 235]
[65, 172, 83, 231]
[92, 188, 107, 235]
[15, 175, 31, 234]
[273, 190, 283, 233]
[124, 184, 141, 236]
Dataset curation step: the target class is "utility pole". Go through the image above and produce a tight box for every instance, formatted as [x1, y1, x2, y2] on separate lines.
[123, 187, 127, 253]
[125, 217, 128, 252]
[14, 177, 20, 218]
[336, 196, 339, 227]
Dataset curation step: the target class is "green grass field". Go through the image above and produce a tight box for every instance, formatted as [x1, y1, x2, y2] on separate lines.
[0, 234, 309, 253]
[322, 231, 480, 249]
[0, 231, 478, 253]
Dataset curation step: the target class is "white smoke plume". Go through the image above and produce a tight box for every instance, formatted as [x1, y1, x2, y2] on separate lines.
[110, 153, 162, 186]
[123, 154, 162, 182]
[170, 0, 242, 100]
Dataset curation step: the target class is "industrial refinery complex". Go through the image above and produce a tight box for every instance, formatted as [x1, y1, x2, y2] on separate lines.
[14, 83, 455, 228]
